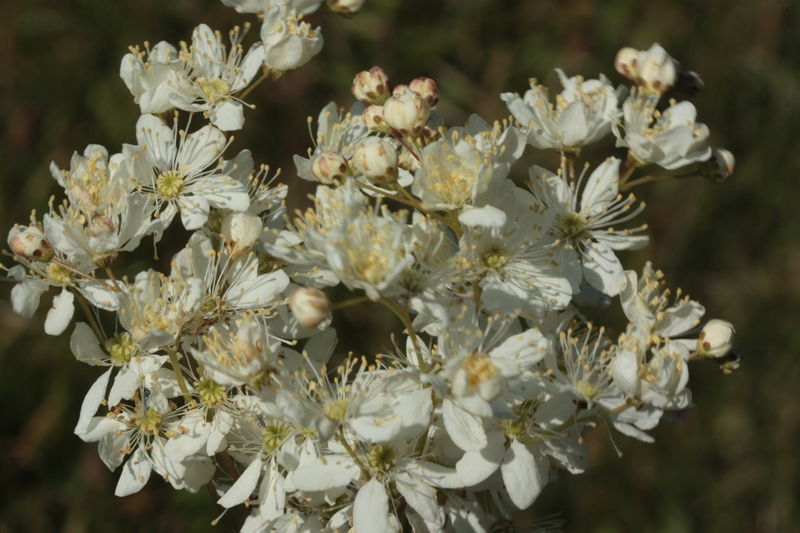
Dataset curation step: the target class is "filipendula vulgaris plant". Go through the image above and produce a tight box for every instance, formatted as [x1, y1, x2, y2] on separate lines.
[3, 1, 742, 530]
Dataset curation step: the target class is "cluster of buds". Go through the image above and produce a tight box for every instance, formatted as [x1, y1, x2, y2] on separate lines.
[615, 43, 678, 95]
[352, 67, 439, 137]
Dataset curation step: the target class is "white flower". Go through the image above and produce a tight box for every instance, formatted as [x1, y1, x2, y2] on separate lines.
[696, 319, 735, 358]
[123, 114, 250, 233]
[528, 157, 648, 296]
[260, 2, 323, 75]
[460, 188, 573, 317]
[45, 145, 156, 267]
[293, 101, 369, 183]
[502, 69, 618, 152]
[324, 206, 412, 301]
[221, 0, 324, 16]
[614, 91, 712, 169]
[170, 24, 266, 131]
[120, 41, 179, 114]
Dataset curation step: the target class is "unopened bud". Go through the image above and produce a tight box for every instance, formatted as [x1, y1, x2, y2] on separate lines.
[696, 319, 736, 359]
[363, 105, 391, 133]
[311, 151, 350, 184]
[352, 67, 391, 105]
[327, 0, 366, 16]
[615, 43, 677, 95]
[289, 287, 331, 329]
[409, 77, 439, 106]
[221, 212, 262, 255]
[391, 84, 408, 96]
[700, 148, 735, 183]
[615, 47, 639, 81]
[353, 138, 398, 186]
[383, 89, 431, 137]
[10, 224, 54, 262]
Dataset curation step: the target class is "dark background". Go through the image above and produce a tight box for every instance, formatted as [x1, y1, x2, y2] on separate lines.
[1, 0, 798, 531]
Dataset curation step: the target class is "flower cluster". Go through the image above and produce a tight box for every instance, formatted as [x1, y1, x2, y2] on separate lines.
[4, 3, 741, 530]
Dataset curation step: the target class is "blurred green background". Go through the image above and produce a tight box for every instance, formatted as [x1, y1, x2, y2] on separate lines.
[1, 0, 798, 531]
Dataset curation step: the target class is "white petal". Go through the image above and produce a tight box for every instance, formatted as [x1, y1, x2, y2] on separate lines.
[557, 101, 590, 147]
[658, 300, 705, 337]
[115, 446, 152, 496]
[212, 101, 245, 131]
[218, 456, 263, 508]
[353, 477, 390, 533]
[177, 194, 211, 230]
[70, 322, 106, 365]
[581, 157, 620, 211]
[442, 399, 486, 452]
[582, 241, 626, 297]
[108, 367, 140, 406]
[164, 412, 212, 462]
[500, 439, 541, 510]
[394, 472, 440, 524]
[290, 457, 358, 491]
[74, 367, 113, 435]
[457, 205, 507, 228]
[455, 430, 504, 486]
[11, 279, 48, 318]
[612, 350, 639, 395]
[44, 289, 74, 335]
[226, 270, 289, 309]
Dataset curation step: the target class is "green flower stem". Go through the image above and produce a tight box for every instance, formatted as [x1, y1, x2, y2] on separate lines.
[104, 266, 122, 292]
[381, 297, 427, 373]
[71, 288, 105, 344]
[331, 295, 371, 311]
[336, 428, 371, 480]
[166, 345, 192, 404]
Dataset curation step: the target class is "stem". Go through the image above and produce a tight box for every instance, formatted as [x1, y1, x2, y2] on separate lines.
[167, 345, 192, 404]
[105, 267, 122, 292]
[381, 297, 426, 372]
[71, 288, 105, 344]
[390, 130, 421, 162]
[238, 71, 269, 100]
[331, 295, 370, 311]
[618, 157, 637, 187]
[336, 429, 371, 480]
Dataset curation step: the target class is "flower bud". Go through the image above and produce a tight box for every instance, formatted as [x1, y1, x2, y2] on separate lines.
[353, 138, 398, 186]
[288, 287, 331, 329]
[327, 0, 366, 16]
[10, 224, 54, 262]
[699, 148, 735, 183]
[351, 67, 391, 105]
[221, 212, 262, 255]
[382, 89, 430, 136]
[638, 44, 677, 95]
[409, 76, 439, 106]
[391, 84, 408, 96]
[696, 319, 736, 359]
[363, 105, 391, 133]
[615, 47, 639, 81]
[311, 151, 351, 184]
[615, 43, 677, 95]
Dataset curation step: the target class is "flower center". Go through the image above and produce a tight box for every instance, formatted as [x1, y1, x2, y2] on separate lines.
[368, 443, 399, 472]
[197, 378, 227, 405]
[134, 407, 162, 435]
[464, 351, 499, 387]
[558, 211, 588, 238]
[106, 332, 135, 365]
[156, 170, 185, 199]
[262, 421, 292, 452]
[323, 398, 350, 422]
[482, 246, 508, 270]
[46, 262, 72, 285]
[198, 77, 231, 103]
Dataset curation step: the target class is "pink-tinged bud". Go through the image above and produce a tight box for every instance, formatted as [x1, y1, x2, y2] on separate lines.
[615, 47, 639, 81]
[311, 151, 351, 184]
[221, 212, 262, 255]
[289, 287, 331, 329]
[351, 67, 391, 105]
[10, 224, 54, 262]
[615, 43, 677, 95]
[391, 84, 408, 96]
[327, 0, 366, 16]
[697, 319, 736, 359]
[353, 138, 398, 186]
[382, 89, 431, 137]
[700, 148, 735, 183]
[363, 105, 391, 133]
[409, 77, 439, 106]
